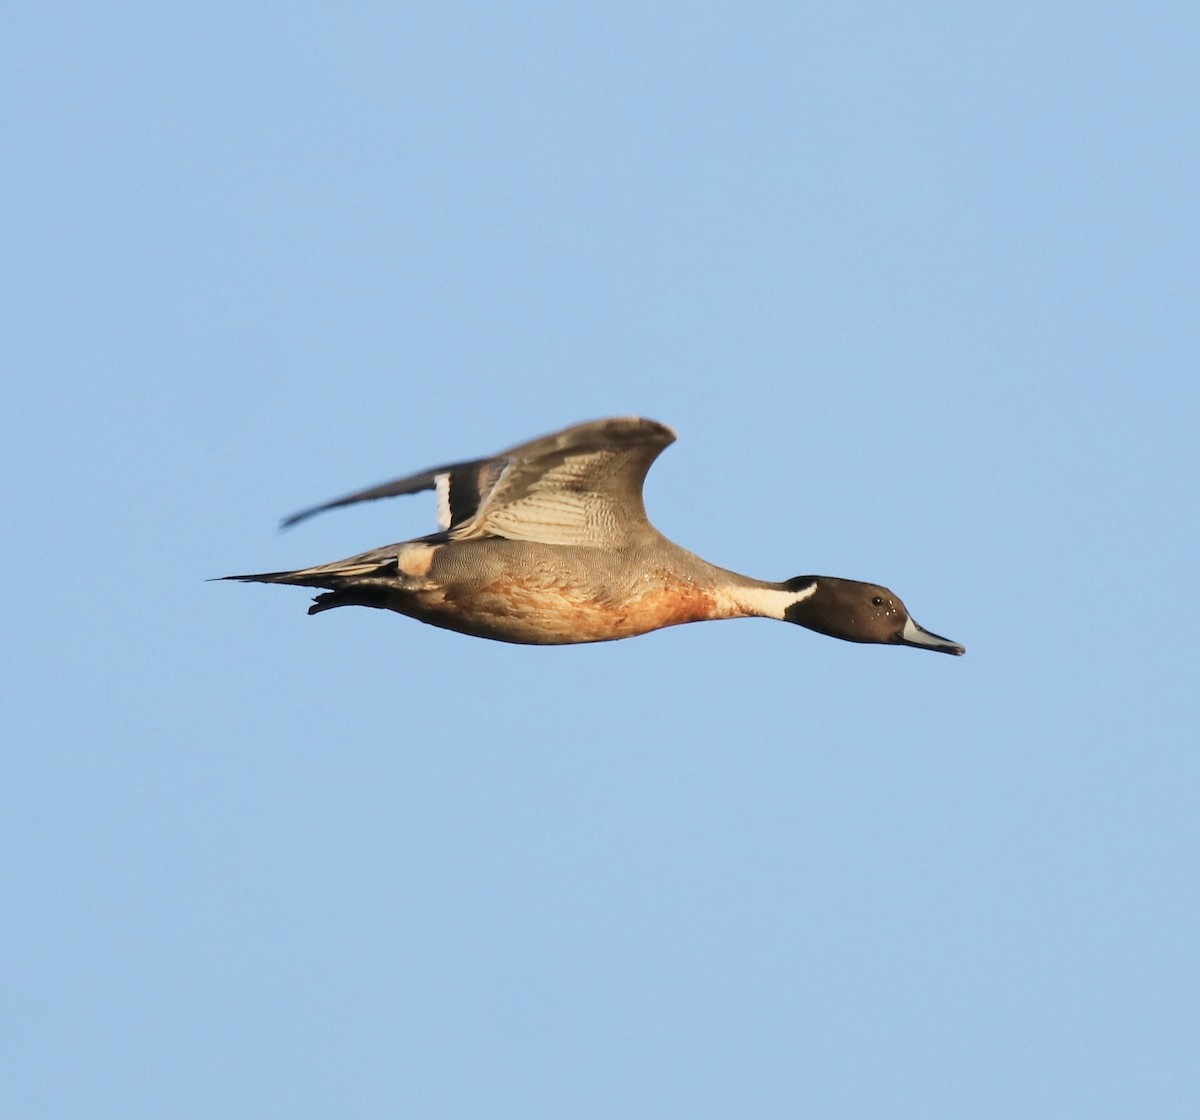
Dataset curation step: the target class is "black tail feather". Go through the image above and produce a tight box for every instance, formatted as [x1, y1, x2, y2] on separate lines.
[217, 570, 326, 587]
[308, 586, 397, 615]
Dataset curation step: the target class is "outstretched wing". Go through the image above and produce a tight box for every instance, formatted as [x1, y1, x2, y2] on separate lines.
[281, 416, 677, 546]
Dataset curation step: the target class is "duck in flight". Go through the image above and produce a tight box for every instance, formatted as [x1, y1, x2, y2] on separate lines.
[223, 417, 964, 654]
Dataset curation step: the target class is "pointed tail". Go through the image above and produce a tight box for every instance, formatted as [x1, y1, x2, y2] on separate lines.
[216, 568, 337, 589]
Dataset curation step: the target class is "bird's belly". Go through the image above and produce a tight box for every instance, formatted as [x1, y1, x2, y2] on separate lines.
[401, 580, 720, 645]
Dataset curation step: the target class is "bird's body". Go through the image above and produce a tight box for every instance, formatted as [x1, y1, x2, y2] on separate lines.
[224, 417, 964, 655]
[292, 534, 779, 644]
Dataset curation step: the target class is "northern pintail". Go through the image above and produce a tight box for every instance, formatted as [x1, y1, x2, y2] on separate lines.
[223, 417, 964, 654]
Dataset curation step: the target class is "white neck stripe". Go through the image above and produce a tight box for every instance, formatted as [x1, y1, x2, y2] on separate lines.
[730, 581, 817, 620]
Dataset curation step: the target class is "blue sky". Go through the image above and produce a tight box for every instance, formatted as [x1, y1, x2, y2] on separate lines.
[4, 3, 1198, 1117]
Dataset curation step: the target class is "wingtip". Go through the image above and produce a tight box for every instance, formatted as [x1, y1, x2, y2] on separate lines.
[600, 415, 678, 446]
[279, 501, 335, 530]
[278, 510, 309, 531]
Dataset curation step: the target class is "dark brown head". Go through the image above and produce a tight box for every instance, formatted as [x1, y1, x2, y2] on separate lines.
[782, 576, 965, 655]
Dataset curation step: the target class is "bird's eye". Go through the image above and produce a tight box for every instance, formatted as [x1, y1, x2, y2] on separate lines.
[871, 596, 884, 607]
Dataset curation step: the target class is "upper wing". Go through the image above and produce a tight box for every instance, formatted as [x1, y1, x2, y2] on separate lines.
[281, 416, 677, 546]
[452, 416, 677, 545]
